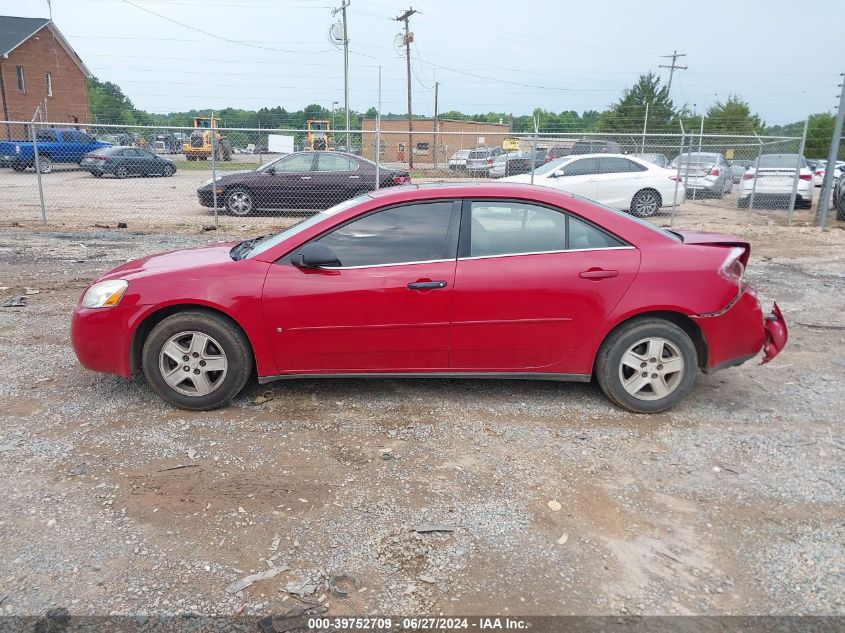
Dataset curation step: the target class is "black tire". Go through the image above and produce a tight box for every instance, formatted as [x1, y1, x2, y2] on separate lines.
[595, 318, 698, 414]
[115, 164, 128, 179]
[225, 187, 255, 216]
[629, 189, 662, 217]
[161, 163, 175, 177]
[737, 197, 749, 209]
[142, 310, 253, 410]
[35, 155, 53, 174]
[91, 170, 103, 178]
[837, 206, 845, 222]
[11, 161, 26, 172]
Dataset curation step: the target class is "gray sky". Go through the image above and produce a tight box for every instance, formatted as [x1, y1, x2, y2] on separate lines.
[12, 0, 845, 125]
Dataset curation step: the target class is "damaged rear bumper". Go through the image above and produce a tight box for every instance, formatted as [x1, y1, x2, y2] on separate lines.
[692, 288, 788, 372]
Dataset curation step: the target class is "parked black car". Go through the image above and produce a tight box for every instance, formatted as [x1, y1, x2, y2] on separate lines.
[196, 151, 411, 216]
[570, 139, 623, 155]
[80, 146, 176, 178]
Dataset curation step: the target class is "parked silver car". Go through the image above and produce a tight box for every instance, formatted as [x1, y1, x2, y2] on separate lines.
[671, 152, 733, 198]
[465, 147, 504, 177]
[635, 153, 670, 168]
[447, 149, 471, 171]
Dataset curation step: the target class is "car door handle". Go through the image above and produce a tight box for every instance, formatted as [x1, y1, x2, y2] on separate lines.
[407, 280, 448, 290]
[300, 176, 311, 180]
[348, 175, 360, 179]
[579, 269, 618, 279]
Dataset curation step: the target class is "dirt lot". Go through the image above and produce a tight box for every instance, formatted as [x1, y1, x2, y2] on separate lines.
[0, 195, 844, 620]
[0, 166, 828, 232]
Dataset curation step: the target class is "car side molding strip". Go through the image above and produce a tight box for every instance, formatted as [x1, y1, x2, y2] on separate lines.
[258, 371, 592, 385]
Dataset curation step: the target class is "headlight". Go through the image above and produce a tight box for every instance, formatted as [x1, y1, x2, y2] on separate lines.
[81, 279, 128, 308]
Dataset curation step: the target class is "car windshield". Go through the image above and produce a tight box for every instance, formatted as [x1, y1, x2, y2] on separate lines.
[574, 195, 682, 242]
[533, 156, 570, 176]
[91, 147, 123, 156]
[756, 154, 806, 168]
[243, 194, 372, 259]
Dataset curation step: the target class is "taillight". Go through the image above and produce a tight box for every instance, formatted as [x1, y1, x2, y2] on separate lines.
[391, 175, 410, 184]
[90, 155, 107, 160]
[742, 173, 754, 180]
[815, 170, 824, 175]
[720, 247, 748, 291]
[486, 158, 493, 165]
[799, 173, 812, 181]
[709, 167, 720, 177]
[669, 176, 681, 182]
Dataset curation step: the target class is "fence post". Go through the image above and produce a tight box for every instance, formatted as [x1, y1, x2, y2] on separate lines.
[30, 112, 47, 224]
[748, 133, 763, 213]
[787, 118, 809, 225]
[375, 66, 381, 190]
[210, 112, 218, 227]
[817, 73, 845, 228]
[641, 102, 649, 153]
[530, 113, 539, 185]
[670, 132, 685, 226]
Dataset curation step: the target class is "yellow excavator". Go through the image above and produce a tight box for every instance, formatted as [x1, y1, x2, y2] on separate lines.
[305, 119, 333, 151]
[183, 117, 232, 161]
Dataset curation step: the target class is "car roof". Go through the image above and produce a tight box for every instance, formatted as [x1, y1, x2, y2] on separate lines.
[368, 182, 576, 200]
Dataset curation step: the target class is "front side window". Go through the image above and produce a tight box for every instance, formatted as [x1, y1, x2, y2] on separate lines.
[316, 201, 454, 267]
[35, 130, 57, 142]
[317, 153, 357, 171]
[16, 66, 25, 92]
[562, 158, 600, 177]
[469, 202, 566, 257]
[275, 154, 315, 173]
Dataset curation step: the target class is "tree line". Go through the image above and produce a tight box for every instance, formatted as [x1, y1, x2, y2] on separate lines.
[87, 72, 840, 159]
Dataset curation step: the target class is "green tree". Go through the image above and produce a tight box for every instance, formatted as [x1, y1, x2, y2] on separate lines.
[598, 72, 677, 133]
[87, 77, 149, 125]
[804, 113, 836, 159]
[703, 95, 763, 134]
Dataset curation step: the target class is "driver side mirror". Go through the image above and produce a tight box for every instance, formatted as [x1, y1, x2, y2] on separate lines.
[292, 243, 341, 268]
[549, 170, 564, 178]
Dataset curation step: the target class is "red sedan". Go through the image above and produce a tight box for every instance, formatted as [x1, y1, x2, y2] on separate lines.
[71, 183, 787, 413]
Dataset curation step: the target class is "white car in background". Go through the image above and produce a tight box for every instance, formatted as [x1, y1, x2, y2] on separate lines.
[501, 153, 684, 217]
[738, 154, 814, 209]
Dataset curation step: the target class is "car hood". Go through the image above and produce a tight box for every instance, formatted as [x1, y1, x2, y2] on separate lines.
[198, 170, 256, 187]
[97, 242, 239, 282]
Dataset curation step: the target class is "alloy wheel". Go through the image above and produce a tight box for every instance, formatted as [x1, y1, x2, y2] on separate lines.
[158, 331, 228, 397]
[631, 191, 659, 217]
[228, 191, 253, 215]
[618, 337, 685, 401]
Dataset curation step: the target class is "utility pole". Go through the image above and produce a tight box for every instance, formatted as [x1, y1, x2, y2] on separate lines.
[659, 50, 687, 92]
[332, 0, 350, 149]
[396, 6, 419, 168]
[433, 80, 439, 170]
[817, 72, 845, 227]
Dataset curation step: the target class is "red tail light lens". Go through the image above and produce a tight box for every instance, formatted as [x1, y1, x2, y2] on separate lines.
[486, 158, 493, 165]
[90, 155, 108, 160]
[799, 173, 812, 181]
[720, 247, 748, 291]
[709, 167, 720, 177]
[742, 173, 755, 180]
[391, 175, 410, 184]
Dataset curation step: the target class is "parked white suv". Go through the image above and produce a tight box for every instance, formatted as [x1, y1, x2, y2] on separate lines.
[501, 153, 685, 217]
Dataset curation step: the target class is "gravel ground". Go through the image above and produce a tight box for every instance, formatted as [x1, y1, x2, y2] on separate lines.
[0, 216, 843, 619]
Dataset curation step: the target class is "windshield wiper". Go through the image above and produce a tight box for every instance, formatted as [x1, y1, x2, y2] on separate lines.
[230, 235, 268, 260]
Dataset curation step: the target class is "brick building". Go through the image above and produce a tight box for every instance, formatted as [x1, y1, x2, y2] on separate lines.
[361, 117, 511, 164]
[0, 16, 91, 136]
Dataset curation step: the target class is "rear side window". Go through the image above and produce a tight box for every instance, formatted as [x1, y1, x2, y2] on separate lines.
[569, 216, 624, 250]
[316, 201, 454, 267]
[317, 153, 358, 171]
[601, 157, 647, 173]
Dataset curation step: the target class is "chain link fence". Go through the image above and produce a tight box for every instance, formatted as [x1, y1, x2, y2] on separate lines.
[1, 120, 822, 233]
